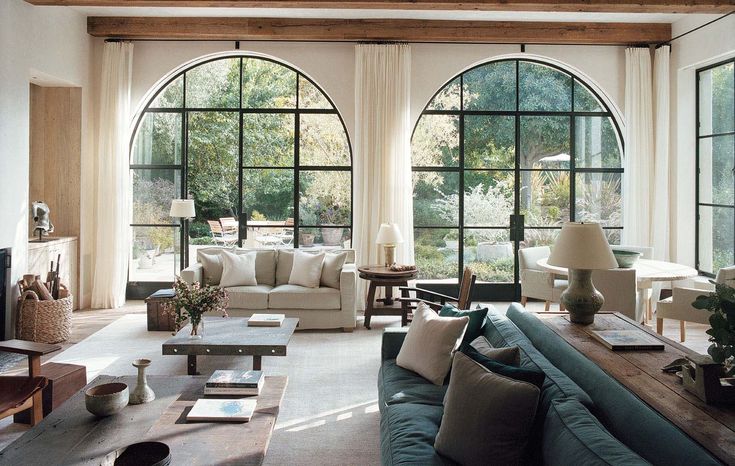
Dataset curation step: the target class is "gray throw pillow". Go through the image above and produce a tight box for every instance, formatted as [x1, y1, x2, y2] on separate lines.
[469, 335, 521, 366]
[198, 252, 223, 285]
[276, 250, 294, 285]
[321, 251, 347, 289]
[434, 352, 540, 466]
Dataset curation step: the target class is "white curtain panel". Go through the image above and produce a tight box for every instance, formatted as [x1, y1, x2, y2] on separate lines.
[91, 42, 133, 309]
[353, 44, 415, 303]
[652, 45, 671, 261]
[622, 47, 654, 248]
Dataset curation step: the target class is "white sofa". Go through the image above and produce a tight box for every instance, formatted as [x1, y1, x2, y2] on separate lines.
[180, 247, 357, 331]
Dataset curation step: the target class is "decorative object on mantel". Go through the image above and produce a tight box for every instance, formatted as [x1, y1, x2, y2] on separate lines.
[376, 223, 404, 267]
[30, 201, 54, 243]
[547, 222, 617, 325]
[16, 257, 73, 343]
[165, 278, 228, 339]
[129, 358, 155, 405]
[682, 354, 735, 404]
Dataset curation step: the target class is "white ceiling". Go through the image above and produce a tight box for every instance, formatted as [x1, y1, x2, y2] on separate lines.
[69, 6, 694, 23]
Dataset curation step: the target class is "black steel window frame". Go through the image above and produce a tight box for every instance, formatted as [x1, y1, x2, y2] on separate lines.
[128, 54, 353, 295]
[695, 57, 735, 277]
[411, 58, 625, 293]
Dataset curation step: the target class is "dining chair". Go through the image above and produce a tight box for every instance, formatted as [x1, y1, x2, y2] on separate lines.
[398, 267, 477, 325]
[592, 268, 639, 321]
[208, 220, 237, 247]
[219, 217, 239, 236]
[656, 266, 735, 342]
[518, 246, 567, 312]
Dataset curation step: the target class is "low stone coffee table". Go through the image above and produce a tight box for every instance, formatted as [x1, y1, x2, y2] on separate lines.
[162, 316, 299, 375]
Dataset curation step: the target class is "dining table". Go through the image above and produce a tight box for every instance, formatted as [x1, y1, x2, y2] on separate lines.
[537, 257, 699, 323]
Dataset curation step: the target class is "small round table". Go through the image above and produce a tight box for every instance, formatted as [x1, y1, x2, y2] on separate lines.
[358, 265, 418, 329]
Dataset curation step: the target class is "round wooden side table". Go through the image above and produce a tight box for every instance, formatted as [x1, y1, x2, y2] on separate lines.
[358, 265, 418, 329]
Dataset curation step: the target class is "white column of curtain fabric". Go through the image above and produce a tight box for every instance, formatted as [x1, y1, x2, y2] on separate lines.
[622, 47, 654, 248]
[353, 44, 415, 304]
[91, 42, 134, 309]
[651, 45, 671, 260]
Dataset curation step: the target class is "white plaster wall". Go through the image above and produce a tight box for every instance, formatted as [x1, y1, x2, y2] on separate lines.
[0, 0, 93, 335]
[671, 14, 735, 267]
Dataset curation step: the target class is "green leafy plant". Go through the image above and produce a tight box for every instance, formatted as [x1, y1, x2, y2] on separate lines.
[693, 281, 735, 375]
[166, 278, 229, 337]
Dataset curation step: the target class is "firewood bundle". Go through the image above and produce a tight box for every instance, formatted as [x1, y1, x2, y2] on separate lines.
[18, 253, 65, 301]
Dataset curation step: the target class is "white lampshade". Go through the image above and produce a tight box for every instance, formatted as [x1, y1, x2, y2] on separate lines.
[169, 199, 196, 219]
[548, 222, 617, 270]
[375, 223, 403, 245]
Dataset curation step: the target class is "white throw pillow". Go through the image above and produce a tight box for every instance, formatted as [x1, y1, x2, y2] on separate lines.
[396, 303, 469, 385]
[219, 250, 257, 287]
[288, 251, 325, 288]
[320, 251, 347, 289]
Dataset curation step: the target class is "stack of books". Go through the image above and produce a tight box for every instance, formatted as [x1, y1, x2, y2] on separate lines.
[248, 313, 285, 327]
[187, 398, 257, 422]
[204, 370, 265, 396]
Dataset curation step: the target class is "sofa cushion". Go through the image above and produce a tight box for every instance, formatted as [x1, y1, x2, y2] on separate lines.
[321, 251, 347, 289]
[220, 250, 257, 287]
[223, 285, 272, 310]
[198, 251, 224, 286]
[397, 303, 468, 385]
[378, 359, 447, 407]
[438, 305, 489, 346]
[469, 336, 520, 366]
[543, 398, 651, 466]
[197, 248, 276, 286]
[269, 284, 340, 310]
[289, 250, 325, 288]
[461, 344, 545, 389]
[380, 403, 455, 466]
[276, 250, 294, 286]
[434, 352, 540, 466]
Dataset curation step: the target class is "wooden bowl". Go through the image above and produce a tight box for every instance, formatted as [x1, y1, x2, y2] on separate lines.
[85, 382, 129, 417]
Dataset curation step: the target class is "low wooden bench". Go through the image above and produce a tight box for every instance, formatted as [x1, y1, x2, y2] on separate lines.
[14, 362, 86, 423]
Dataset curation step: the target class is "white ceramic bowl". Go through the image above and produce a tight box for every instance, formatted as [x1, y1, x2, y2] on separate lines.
[85, 382, 129, 417]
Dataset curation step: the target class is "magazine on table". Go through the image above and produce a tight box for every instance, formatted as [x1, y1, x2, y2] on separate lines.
[248, 313, 285, 327]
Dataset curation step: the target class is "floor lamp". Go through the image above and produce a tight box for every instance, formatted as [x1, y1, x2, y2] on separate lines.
[170, 199, 196, 278]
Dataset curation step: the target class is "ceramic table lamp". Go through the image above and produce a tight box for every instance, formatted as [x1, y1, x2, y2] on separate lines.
[376, 223, 403, 267]
[548, 222, 617, 324]
[169, 199, 196, 274]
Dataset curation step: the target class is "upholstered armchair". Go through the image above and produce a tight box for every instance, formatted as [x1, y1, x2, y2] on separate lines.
[656, 266, 735, 342]
[518, 246, 567, 311]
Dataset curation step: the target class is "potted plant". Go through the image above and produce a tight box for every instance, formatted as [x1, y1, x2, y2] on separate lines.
[317, 200, 344, 246]
[166, 278, 229, 339]
[693, 281, 735, 375]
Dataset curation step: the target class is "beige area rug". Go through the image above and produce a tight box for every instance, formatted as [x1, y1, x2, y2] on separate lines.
[46, 314, 392, 466]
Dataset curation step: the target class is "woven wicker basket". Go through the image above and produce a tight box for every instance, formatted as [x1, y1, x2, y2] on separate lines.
[17, 285, 72, 343]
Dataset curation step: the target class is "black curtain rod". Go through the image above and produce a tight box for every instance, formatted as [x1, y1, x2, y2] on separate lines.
[106, 38, 644, 47]
[657, 10, 734, 47]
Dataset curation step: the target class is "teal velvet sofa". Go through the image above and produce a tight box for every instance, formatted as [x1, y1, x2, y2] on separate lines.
[378, 303, 721, 466]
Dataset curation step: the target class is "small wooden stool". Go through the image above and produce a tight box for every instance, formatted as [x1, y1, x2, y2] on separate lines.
[14, 362, 86, 423]
[146, 289, 177, 331]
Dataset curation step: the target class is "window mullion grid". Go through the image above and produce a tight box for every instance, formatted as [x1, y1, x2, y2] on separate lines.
[238, 57, 246, 247]
[181, 71, 189, 269]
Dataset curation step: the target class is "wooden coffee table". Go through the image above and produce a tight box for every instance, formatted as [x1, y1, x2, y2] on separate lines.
[0, 374, 287, 465]
[163, 316, 299, 375]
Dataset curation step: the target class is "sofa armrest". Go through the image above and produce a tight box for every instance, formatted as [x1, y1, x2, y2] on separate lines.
[340, 263, 357, 327]
[180, 262, 203, 285]
[382, 327, 409, 361]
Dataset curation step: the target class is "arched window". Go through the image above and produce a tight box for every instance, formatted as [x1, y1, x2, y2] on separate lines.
[129, 55, 352, 291]
[411, 58, 623, 296]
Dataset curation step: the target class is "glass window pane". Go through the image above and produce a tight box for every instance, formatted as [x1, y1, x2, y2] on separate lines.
[299, 227, 351, 248]
[464, 115, 515, 169]
[300, 114, 350, 166]
[243, 113, 295, 167]
[699, 135, 735, 205]
[299, 76, 332, 109]
[412, 115, 459, 167]
[522, 229, 561, 248]
[464, 229, 513, 283]
[520, 116, 570, 169]
[130, 226, 180, 282]
[414, 228, 459, 281]
[698, 205, 734, 274]
[574, 80, 603, 112]
[243, 169, 294, 222]
[131, 113, 182, 165]
[699, 63, 734, 135]
[464, 171, 514, 227]
[427, 77, 460, 111]
[299, 171, 351, 226]
[520, 171, 570, 227]
[463, 61, 516, 111]
[150, 75, 183, 108]
[574, 116, 622, 169]
[413, 172, 460, 227]
[131, 169, 181, 225]
[185, 58, 240, 108]
[519, 61, 572, 112]
[242, 58, 297, 109]
[605, 228, 622, 245]
[188, 112, 239, 223]
[575, 172, 622, 227]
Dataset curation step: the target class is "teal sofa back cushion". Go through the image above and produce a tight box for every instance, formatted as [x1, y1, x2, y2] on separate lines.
[543, 398, 651, 466]
[506, 304, 721, 466]
[438, 304, 490, 345]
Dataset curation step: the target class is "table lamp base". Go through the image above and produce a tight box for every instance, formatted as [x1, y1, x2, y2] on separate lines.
[561, 269, 604, 325]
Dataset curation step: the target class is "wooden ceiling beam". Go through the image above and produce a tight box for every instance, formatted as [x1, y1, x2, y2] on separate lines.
[27, 0, 735, 14]
[87, 17, 671, 44]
